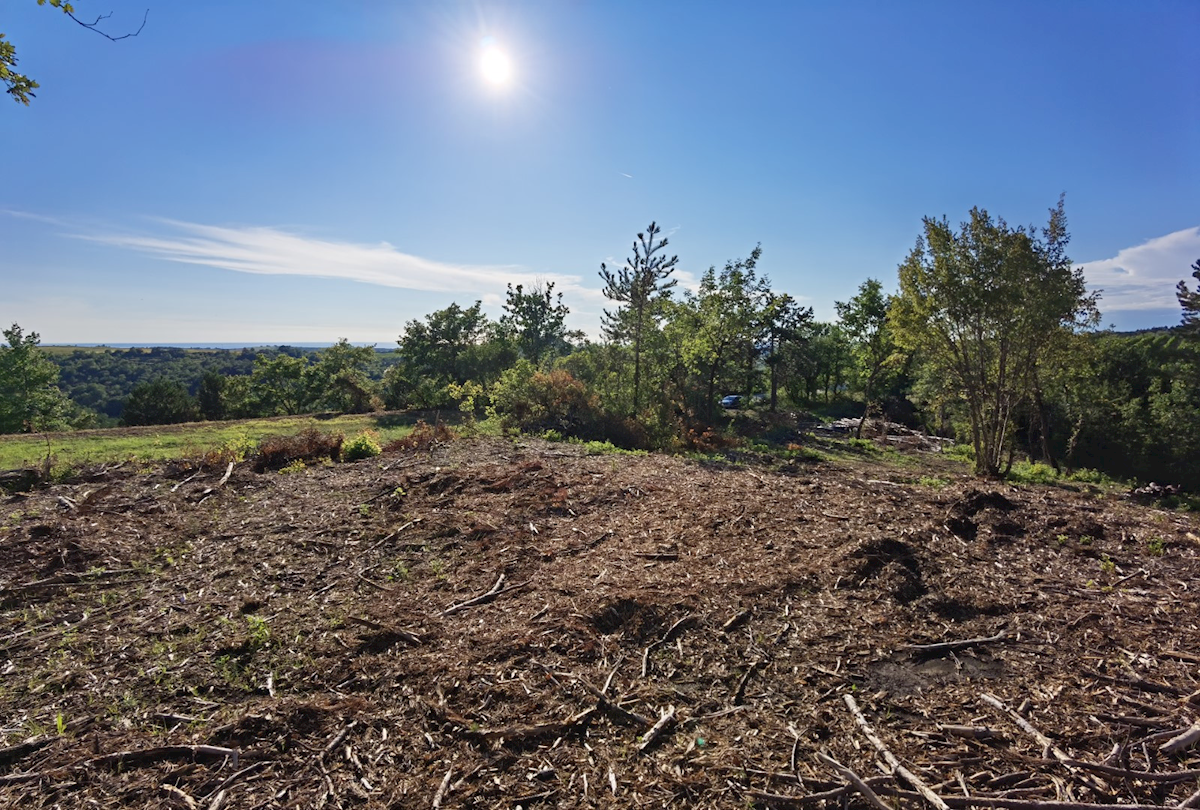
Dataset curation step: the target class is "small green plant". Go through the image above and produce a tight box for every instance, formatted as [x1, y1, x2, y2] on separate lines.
[579, 439, 647, 456]
[278, 458, 307, 475]
[246, 615, 271, 648]
[1100, 555, 1116, 575]
[1147, 537, 1165, 556]
[916, 475, 950, 489]
[1079, 535, 1094, 546]
[387, 561, 410, 582]
[541, 429, 565, 442]
[1056, 534, 1069, 546]
[358, 503, 372, 518]
[428, 558, 447, 578]
[847, 437, 877, 453]
[343, 430, 382, 461]
[55, 713, 66, 735]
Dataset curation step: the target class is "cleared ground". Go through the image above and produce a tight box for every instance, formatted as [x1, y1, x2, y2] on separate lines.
[1, 433, 1198, 808]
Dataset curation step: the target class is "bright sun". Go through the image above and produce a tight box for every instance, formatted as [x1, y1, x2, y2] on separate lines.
[480, 46, 512, 85]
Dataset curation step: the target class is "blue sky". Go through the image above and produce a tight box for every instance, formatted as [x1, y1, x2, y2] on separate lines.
[3, 1, 1198, 344]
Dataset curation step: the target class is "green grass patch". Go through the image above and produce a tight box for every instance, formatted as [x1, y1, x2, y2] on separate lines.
[0, 412, 426, 470]
[944, 443, 975, 463]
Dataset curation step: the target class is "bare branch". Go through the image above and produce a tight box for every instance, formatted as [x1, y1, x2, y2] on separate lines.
[66, 8, 148, 42]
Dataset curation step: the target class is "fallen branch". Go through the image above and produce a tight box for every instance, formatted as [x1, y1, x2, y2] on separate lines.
[903, 629, 1008, 655]
[196, 462, 235, 503]
[467, 708, 596, 744]
[441, 574, 530, 616]
[873, 784, 1179, 810]
[817, 752, 893, 810]
[345, 615, 422, 646]
[940, 724, 1004, 741]
[1059, 757, 1200, 784]
[980, 693, 1108, 796]
[89, 744, 238, 770]
[722, 608, 753, 632]
[203, 760, 271, 799]
[843, 693, 950, 810]
[432, 766, 453, 808]
[553, 671, 652, 726]
[0, 735, 53, 767]
[733, 659, 765, 706]
[1160, 722, 1200, 755]
[637, 705, 676, 752]
[355, 571, 394, 593]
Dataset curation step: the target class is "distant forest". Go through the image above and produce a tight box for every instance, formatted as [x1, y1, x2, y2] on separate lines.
[4, 211, 1199, 488]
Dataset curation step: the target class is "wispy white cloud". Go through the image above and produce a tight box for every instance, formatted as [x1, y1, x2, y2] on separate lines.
[74, 218, 590, 298]
[1, 209, 68, 226]
[1080, 226, 1200, 311]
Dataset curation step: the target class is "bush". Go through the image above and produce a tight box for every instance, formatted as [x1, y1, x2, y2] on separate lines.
[489, 363, 649, 449]
[343, 431, 382, 461]
[253, 428, 343, 472]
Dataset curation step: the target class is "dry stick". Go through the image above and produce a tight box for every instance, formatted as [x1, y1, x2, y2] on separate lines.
[1160, 721, 1200, 754]
[941, 724, 1004, 741]
[733, 659, 764, 706]
[557, 671, 652, 726]
[468, 708, 596, 743]
[432, 767, 453, 809]
[980, 693, 1109, 796]
[160, 784, 198, 808]
[817, 752, 893, 810]
[1182, 785, 1200, 809]
[441, 574, 532, 616]
[355, 571, 394, 594]
[637, 705, 677, 752]
[873, 784, 1183, 810]
[202, 761, 271, 799]
[1060, 757, 1200, 784]
[320, 723, 354, 762]
[171, 472, 200, 492]
[722, 608, 753, 632]
[89, 745, 238, 770]
[843, 693, 950, 810]
[903, 629, 1008, 655]
[747, 783, 854, 807]
[344, 615, 422, 646]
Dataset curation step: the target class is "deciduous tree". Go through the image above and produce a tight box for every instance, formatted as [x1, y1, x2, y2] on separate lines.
[501, 281, 572, 364]
[122, 378, 199, 426]
[891, 199, 1099, 477]
[836, 279, 899, 438]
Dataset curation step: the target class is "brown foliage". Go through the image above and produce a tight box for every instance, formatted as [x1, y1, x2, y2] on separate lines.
[252, 428, 344, 471]
[383, 420, 456, 453]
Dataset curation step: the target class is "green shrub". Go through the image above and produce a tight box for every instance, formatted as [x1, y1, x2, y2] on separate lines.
[343, 430, 382, 461]
[1008, 461, 1059, 485]
[489, 363, 649, 449]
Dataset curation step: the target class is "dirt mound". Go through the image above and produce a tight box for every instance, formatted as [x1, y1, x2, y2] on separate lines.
[1, 436, 1198, 808]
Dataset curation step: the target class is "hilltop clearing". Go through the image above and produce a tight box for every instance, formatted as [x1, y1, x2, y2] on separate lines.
[1, 436, 1198, 808]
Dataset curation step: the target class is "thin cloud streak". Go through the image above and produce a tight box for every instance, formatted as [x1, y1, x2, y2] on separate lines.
[75, 218, 591, 298]
[1080, 226, 1200, 312]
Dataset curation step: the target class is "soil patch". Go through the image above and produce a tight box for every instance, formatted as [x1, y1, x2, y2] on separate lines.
[1, 436, 1198, 808]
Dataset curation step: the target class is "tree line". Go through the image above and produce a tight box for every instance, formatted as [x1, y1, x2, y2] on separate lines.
[3, 205, 1198, 487]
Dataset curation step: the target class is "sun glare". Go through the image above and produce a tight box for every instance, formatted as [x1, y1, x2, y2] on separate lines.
[480, 46, 512, 85]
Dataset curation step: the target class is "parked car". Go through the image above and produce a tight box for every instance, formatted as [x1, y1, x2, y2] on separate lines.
[720, 395, 743, 409]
